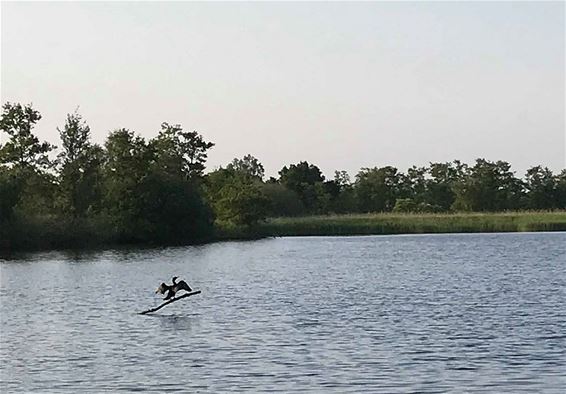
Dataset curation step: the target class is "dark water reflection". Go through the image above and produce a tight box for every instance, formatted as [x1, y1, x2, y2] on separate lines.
[1, 232, 565, 392]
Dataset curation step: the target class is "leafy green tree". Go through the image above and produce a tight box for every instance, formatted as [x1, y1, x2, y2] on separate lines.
[260, 182, 305, 217]
[424, 161, 467, 211]
[334, 170, 351, 189]
[330, 170, 357, 213]
[399, 166, 427, 202]
[555, 170, 566, 209]
[279, 161, 328, 213]
[355, 166, 401, 212]
[102, 128, 153, 237]
[392, 198, 418, 213]
[206, 168, 269, 226]
[308, 182, 332, 213]
[226, 154, 265, 180]
[57, 111, 103, 217]
[0, 103, 57, 216]
[0, 103, 55, 171]
[137, 172, 213, 242]
[102, 125, 216, 242]
[452, 159, 524, 211]
[151, 122, 214, 179]
[0, 168, 21, 224]
[280, 161, 324, 188]
[524, 166, 557, 209]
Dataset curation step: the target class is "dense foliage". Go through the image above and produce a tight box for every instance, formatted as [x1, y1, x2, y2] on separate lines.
[1, 102, 565, 250]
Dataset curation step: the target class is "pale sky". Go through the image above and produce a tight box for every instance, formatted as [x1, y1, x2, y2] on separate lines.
[1, 1, 564, 178]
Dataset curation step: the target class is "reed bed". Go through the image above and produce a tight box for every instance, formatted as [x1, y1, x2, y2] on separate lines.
[256, 211, 566, 237]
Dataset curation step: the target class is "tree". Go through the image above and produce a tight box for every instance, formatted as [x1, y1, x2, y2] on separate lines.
[0, 103, 55, 172]
[392, 198, 418, 213]
[0, 167, 21, 224]
[524, 166, 557, 209]
[555, 170, 566, 209]
[279, 161, 325, 188]
[151, 122, 214, 180]
[102, 128, 153, 237]
[330, 170, 357, 213]
[425, 161, 467, 211]
[355, 166, 401, 212]
[57, 111, 103, 217]
[137, 172, 214, 242]
[226, 154, 265, 180]
[0, 103, 58, 216]
[279, 161, 328, 213]
[399, 166, 427, 202]
[99, 125, 217, 243]
[260, 182, 305, 217]
[334, 170, 351, 190]
[452, 159, 524, 211]
[206, 168, 269, 226]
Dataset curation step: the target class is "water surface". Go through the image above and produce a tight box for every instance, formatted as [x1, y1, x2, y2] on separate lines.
[1, 233, 565, 392]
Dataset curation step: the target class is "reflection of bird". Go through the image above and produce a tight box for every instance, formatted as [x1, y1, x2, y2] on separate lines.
[155, 276, 193, 300]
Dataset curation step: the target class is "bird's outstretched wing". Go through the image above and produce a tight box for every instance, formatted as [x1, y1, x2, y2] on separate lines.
[178, 280, 192, 293]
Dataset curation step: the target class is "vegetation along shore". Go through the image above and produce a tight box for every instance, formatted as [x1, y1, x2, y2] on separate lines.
[250, 211, 566, 238]
[1, 102, 565, 252]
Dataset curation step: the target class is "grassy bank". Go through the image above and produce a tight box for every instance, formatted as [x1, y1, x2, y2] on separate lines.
[251, 211, 566, 237]
[3, 211, 565, 253]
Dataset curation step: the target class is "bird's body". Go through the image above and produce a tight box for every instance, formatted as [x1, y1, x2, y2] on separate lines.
[156, 276, 193, 300]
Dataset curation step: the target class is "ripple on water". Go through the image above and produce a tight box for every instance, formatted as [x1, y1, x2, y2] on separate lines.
[1, 233, 566, 392]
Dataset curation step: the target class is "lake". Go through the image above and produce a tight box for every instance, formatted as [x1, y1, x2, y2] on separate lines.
[1, 233, 565, 393]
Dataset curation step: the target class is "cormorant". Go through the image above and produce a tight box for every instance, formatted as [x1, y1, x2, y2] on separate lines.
[155, 276, 193, 300]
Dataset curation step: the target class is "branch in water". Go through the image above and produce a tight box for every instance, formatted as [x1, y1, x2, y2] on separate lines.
[139, 290, 201, 315]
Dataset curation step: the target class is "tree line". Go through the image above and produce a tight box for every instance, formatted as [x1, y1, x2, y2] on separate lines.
[1, 102, 565, 247]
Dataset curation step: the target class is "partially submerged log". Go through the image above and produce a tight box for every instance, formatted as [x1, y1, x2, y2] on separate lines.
[139, 290, 201, 315]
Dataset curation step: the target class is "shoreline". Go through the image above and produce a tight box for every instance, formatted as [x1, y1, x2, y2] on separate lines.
[2, 211, 566, 255]
[252, 211, 566, 238]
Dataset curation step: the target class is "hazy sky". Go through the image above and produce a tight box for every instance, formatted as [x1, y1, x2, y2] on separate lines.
[1, 1, 564, 178]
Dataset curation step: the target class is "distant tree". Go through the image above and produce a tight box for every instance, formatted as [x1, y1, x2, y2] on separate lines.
[57, 111, 104, 217]
[334, 170, 351, 190]
[555, 170, 566, 209]
[355, 166, 401, 212]
[306, 182, 332, 213]
[102, 128, 153, 237]
[226, 154, 265, 180]
[279, 161, 325, 190]
[0, 103, 55, 172]
[392, 198, 417, 213]
[399, 166, 427, 202]
[260, 182, 305, 217]
[452, 159, 524, 211]
[279, 161, 328, 213]
[151, 122, 214, 180]
[206, 168, 269, 226]
[330, 170, 357, 213]
[137, 172, 214, 242]
[425, 161, 467, 211]
[0, 168, 21, 224]
[524, 166, 557, 210]
[266, 176, 279, 184]
[323, 179, 340, 200]
[103, 127, 215, 242]
[0, 103, 58, 216]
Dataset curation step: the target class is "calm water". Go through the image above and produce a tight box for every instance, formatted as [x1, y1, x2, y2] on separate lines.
[1, 233, 565, 393]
